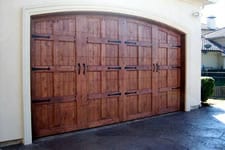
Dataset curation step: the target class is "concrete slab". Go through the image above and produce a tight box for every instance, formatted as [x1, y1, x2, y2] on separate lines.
[2, 102, 225, 150]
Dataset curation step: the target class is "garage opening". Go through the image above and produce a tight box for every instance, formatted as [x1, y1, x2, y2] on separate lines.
[31, 13, 185, 137]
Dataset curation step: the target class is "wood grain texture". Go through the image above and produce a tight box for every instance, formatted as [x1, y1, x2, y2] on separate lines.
[31, 14, 184, 137]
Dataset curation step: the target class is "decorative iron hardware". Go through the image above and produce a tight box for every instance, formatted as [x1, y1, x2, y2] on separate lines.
[32, 99, 50, 103]
[32, 67, 50, 71]
[78, 63, 81, 75]
[171, 66, 181, 69]
[172, 87, 180, 89]
[125, 41, 137, 45]
[125, 66, 137, 70]
[172, 45, 181, 48]
[125, 91, 137, 95]
[108, 40, 121, 44]
[32, 34, 50, 39]
[107, 92, 121, 97]
[107, 66, 122, 70]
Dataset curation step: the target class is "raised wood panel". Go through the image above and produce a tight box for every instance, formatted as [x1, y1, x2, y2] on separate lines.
[54, 72, 76, 97]
[158, 47, 167, 66]
[55, 41, 76, 66]
[126, 95, 138, 116]
[105, 72, 119, 92]
[31, 72, 53, 99]
[168, 69, 181, 87]
[168, 48, 181, 66]
[53, 17, 76, 35]
[159, 70, 167, 88]
[32, 19, 53, 34]
[139, 47, 152, 65]
[139, 71, 152, 89]
[138, 94, 152, 113]
[168, 90, 180, 109]
[87, 72, 101, 94]
[32, 40, 53, 66]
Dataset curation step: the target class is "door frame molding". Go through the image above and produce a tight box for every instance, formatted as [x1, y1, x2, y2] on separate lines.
[22, 3, 187, 145]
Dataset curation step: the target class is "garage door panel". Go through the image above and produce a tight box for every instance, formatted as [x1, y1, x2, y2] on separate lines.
[159, 70, 167, 89]
[87, 44, 101, 65]
[124, 46, 138, 65]
[168, 69, 181, 88]
[32, 19, 53, 35]
[87, 17, 101, 38]
[127, 21, 138, 40]
[54, 72, 76, 97]
[158, 48, 167, 66]
[59, 102, 77, 127]
[32, 72, 53, 99]
[168, 48, 181, 66]
[53, 17, 76, 35]
[87, 72, 101, 94]
[32, 103, 50, 131]
[105, 18, 119, 39]
[55, 41, 76, 66]
[101, 98, 120, 120]
[139, 71, 152, 89]
[87, 100, 100, 123]
[32, 40, 53, 66]
[125, 71, 138, 90]
[138, 24, 152, 42]
[158, 92, 168, 111]
[105, 45, 119, 65]
[138, 94, 152, 113]
[32, 101, 78, 137]
[126, 96, 138, 116]
[168, 90, 180, 108]
[106, 71, 119, 92]
[139, 47, 152, 65]
[168, 34, 180, 46]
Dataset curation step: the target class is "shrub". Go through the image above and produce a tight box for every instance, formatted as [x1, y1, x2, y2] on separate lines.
[201, 77, 215, 102]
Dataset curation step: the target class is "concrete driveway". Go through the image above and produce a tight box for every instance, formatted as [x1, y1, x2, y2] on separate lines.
[3, 100, 225, 150]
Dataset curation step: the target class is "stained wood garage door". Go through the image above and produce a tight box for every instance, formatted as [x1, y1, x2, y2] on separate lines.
[31, 14, 184, 137]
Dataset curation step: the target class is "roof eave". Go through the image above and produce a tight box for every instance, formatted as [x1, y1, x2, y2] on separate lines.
[203, 0, 218, 5]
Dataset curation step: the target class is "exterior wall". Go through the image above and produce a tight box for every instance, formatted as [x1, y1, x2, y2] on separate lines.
[0, 0, 203, 144]
[202, 52, 225, 69]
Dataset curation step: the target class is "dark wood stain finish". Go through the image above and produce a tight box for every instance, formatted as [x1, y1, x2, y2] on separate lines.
[31, 14, 185, 137]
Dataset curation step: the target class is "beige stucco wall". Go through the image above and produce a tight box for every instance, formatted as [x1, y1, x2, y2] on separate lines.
[202, 52, 224, 69]
[0, 0, 203, 143]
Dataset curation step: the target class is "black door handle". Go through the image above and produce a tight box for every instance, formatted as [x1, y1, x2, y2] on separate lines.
[78, 63, 81, 75]
[152, 64, 155, 72]
[83, 63, 86, 75]
[156, 64, 160, 72]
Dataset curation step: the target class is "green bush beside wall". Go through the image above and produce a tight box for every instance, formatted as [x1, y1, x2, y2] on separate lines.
[201, 77, 215, 102]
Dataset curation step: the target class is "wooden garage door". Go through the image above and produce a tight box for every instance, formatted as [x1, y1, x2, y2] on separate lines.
[31, 14, 184, 137]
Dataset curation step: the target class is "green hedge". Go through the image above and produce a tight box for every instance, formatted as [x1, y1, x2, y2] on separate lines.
[201, 77, 215, 102]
